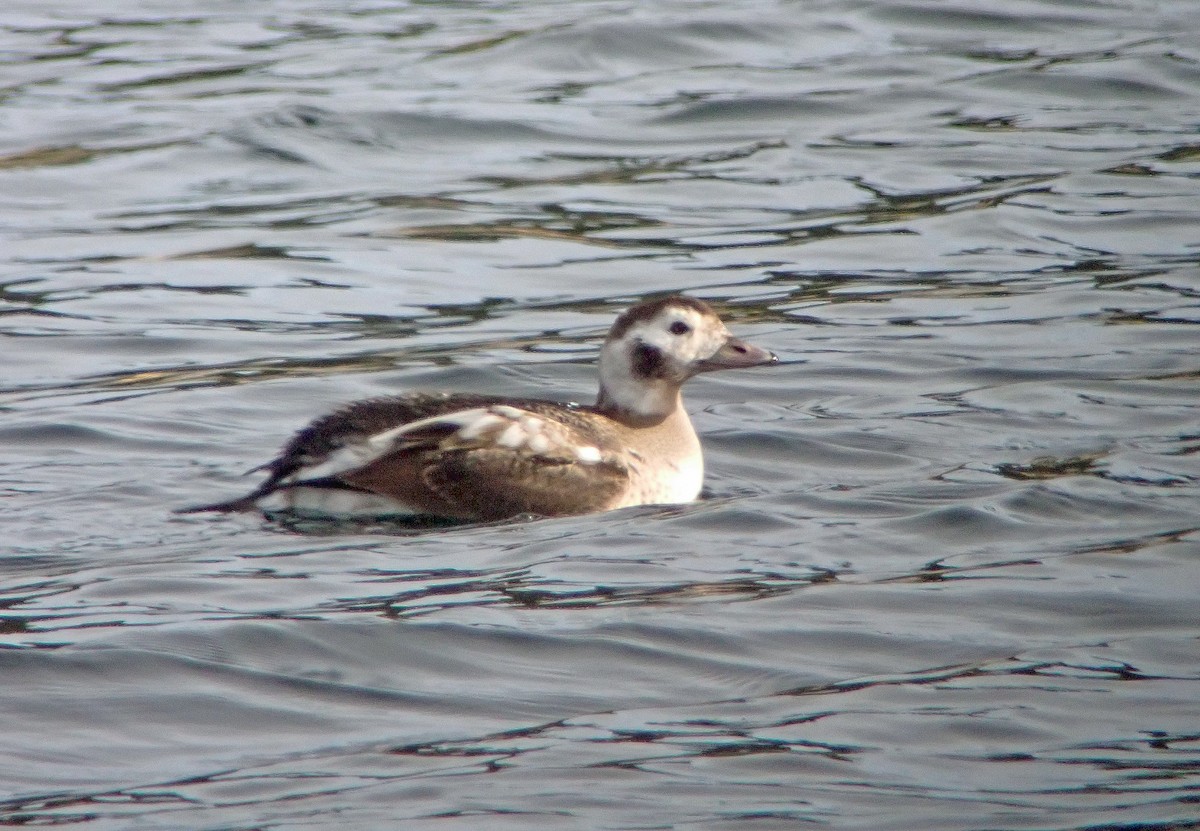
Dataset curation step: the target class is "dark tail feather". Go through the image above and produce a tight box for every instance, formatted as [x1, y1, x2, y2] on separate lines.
[176, 475, 368, 515]
[174, 494, 262, 514]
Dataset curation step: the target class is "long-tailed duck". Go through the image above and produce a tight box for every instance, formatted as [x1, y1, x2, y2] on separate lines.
[185, 296, 776, 521]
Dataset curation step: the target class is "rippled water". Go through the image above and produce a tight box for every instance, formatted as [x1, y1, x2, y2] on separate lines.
[2, 0, 1199, 828]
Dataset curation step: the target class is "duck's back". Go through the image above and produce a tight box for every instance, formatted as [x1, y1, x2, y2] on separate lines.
[253, 392, 633, 520]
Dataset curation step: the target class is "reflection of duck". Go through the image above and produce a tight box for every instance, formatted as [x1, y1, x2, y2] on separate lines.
[186, 296, 776, 521]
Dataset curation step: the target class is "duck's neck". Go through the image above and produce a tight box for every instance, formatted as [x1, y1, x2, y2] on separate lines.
[600, 396, 703, 498]
[595, 383, 683, 428]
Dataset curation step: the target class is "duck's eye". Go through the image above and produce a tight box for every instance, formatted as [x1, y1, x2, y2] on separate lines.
[669, 320, 691, 336]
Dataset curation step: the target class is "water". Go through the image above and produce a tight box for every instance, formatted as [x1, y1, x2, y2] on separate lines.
[2, 0, 1198, 827]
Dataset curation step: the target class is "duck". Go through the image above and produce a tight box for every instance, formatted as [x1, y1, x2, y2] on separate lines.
[184, 295, 776, 521]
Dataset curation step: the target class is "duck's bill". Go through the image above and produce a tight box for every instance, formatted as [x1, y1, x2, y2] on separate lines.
[695, 337, 778, 372]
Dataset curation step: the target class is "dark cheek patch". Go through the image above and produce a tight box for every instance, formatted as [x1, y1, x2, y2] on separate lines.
[632, 342, 668, 379]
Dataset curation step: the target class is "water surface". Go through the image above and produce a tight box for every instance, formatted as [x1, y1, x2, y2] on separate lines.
[1, 0, 1198, 828]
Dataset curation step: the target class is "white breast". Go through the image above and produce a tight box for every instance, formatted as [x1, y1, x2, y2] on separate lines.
[612, 443, 704, 509]
[657, 452, 704, 503]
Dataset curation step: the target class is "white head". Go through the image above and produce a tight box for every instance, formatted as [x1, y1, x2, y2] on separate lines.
[596, 296, 776, 423]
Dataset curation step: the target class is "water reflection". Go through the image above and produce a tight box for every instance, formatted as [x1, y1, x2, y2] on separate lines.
[1, 0, 1199, 828]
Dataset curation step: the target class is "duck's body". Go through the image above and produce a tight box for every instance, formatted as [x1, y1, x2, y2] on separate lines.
[186, 296, 775, 521]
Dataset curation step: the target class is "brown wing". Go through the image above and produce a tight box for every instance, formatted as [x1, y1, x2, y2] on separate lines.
[338, 403, 631, 520]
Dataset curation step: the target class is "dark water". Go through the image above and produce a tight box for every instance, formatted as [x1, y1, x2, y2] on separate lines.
[2, 0, 1199, 828]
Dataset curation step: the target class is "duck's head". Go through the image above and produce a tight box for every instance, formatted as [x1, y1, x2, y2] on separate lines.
[596, 296, 777, 422]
